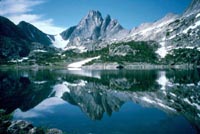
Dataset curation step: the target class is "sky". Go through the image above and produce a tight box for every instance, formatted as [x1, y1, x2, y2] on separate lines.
[0, 0, 192, 34]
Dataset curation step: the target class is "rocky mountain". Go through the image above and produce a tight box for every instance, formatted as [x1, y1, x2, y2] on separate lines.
[165, 0, 200, 49]
[18, 21, 53, 46]
[127, 13, 179, 42]
[51, 0, 200, 59]
[54, 10, 129, 52]
[124, 0, 200, 58]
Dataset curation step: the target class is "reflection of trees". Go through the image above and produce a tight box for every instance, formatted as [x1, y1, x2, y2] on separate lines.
[166, 69, 200, 85]
[102, 70, 159, 91]
[63, 70, 159, 92]
[0, 70, 57, 113]
[0, 72, 31, 113]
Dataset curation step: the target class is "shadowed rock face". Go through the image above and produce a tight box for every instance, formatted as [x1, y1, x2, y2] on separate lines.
[1, 69, 200, 130]
[18, 21, 52, 46]
[0, 16, 30, 61]
[0, 16, 56, 62]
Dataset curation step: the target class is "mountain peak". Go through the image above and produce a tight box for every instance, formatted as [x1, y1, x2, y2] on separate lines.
[18, 21, 31, 26]
[87, 10, 102, 17]
[59, 10, 126, 50]
[18, 20, 52, 45]
[105, 15, 111, 21]
[79, 10, 103, 26]
[0, 16, 28, 40]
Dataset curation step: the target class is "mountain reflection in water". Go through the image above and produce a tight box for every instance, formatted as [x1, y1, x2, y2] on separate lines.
[0, 69, 200, 134]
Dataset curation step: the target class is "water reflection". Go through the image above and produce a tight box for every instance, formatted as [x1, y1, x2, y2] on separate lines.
[0, 69, 200, 133]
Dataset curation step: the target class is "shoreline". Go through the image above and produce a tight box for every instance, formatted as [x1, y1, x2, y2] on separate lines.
[0, 63, 198, 70]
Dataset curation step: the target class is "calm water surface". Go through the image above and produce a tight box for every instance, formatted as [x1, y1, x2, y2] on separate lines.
[0, 69, 200, 134]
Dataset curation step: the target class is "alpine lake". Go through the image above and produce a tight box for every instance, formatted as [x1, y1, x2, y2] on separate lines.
[0, 68, 200, 134]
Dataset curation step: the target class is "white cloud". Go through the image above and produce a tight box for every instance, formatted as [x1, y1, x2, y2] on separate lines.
[0, 0, 65, 34]
[8, 14, 42, 23]
[0, 0, 43, 15]
[32, 19, 66, 35]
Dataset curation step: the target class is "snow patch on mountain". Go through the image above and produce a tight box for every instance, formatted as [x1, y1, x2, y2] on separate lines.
[68, 56, 100, 69]
[156, 42, 168, 58]
[9, 57, 29, 63]
[64, 45, 87, 53]
[33, 49, 47, 53]
[183, 20, 200, 33]
[51, 34, 69, 49]
[196, 13, 200, 18]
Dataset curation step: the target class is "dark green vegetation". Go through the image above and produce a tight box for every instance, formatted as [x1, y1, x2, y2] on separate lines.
[164, 48, 200, 65]
[18, 21, 52, 46]
[62, 41, 159, 65]
[102, 41, 159, 64]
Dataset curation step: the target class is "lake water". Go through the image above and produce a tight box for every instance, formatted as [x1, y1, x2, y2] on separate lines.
[0, 69, 200, 134]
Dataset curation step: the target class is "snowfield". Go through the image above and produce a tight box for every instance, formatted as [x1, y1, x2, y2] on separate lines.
[9, 57, 29, 63]
[68, 56, 100, 69]
[49, 34, 87, 53]
[156, 42, 168, 58]
[51, 34, 69, 49]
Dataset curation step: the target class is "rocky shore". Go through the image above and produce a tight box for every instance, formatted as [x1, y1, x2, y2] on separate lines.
[0, 110, 63, 134]
[83, 62, 196, 70]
